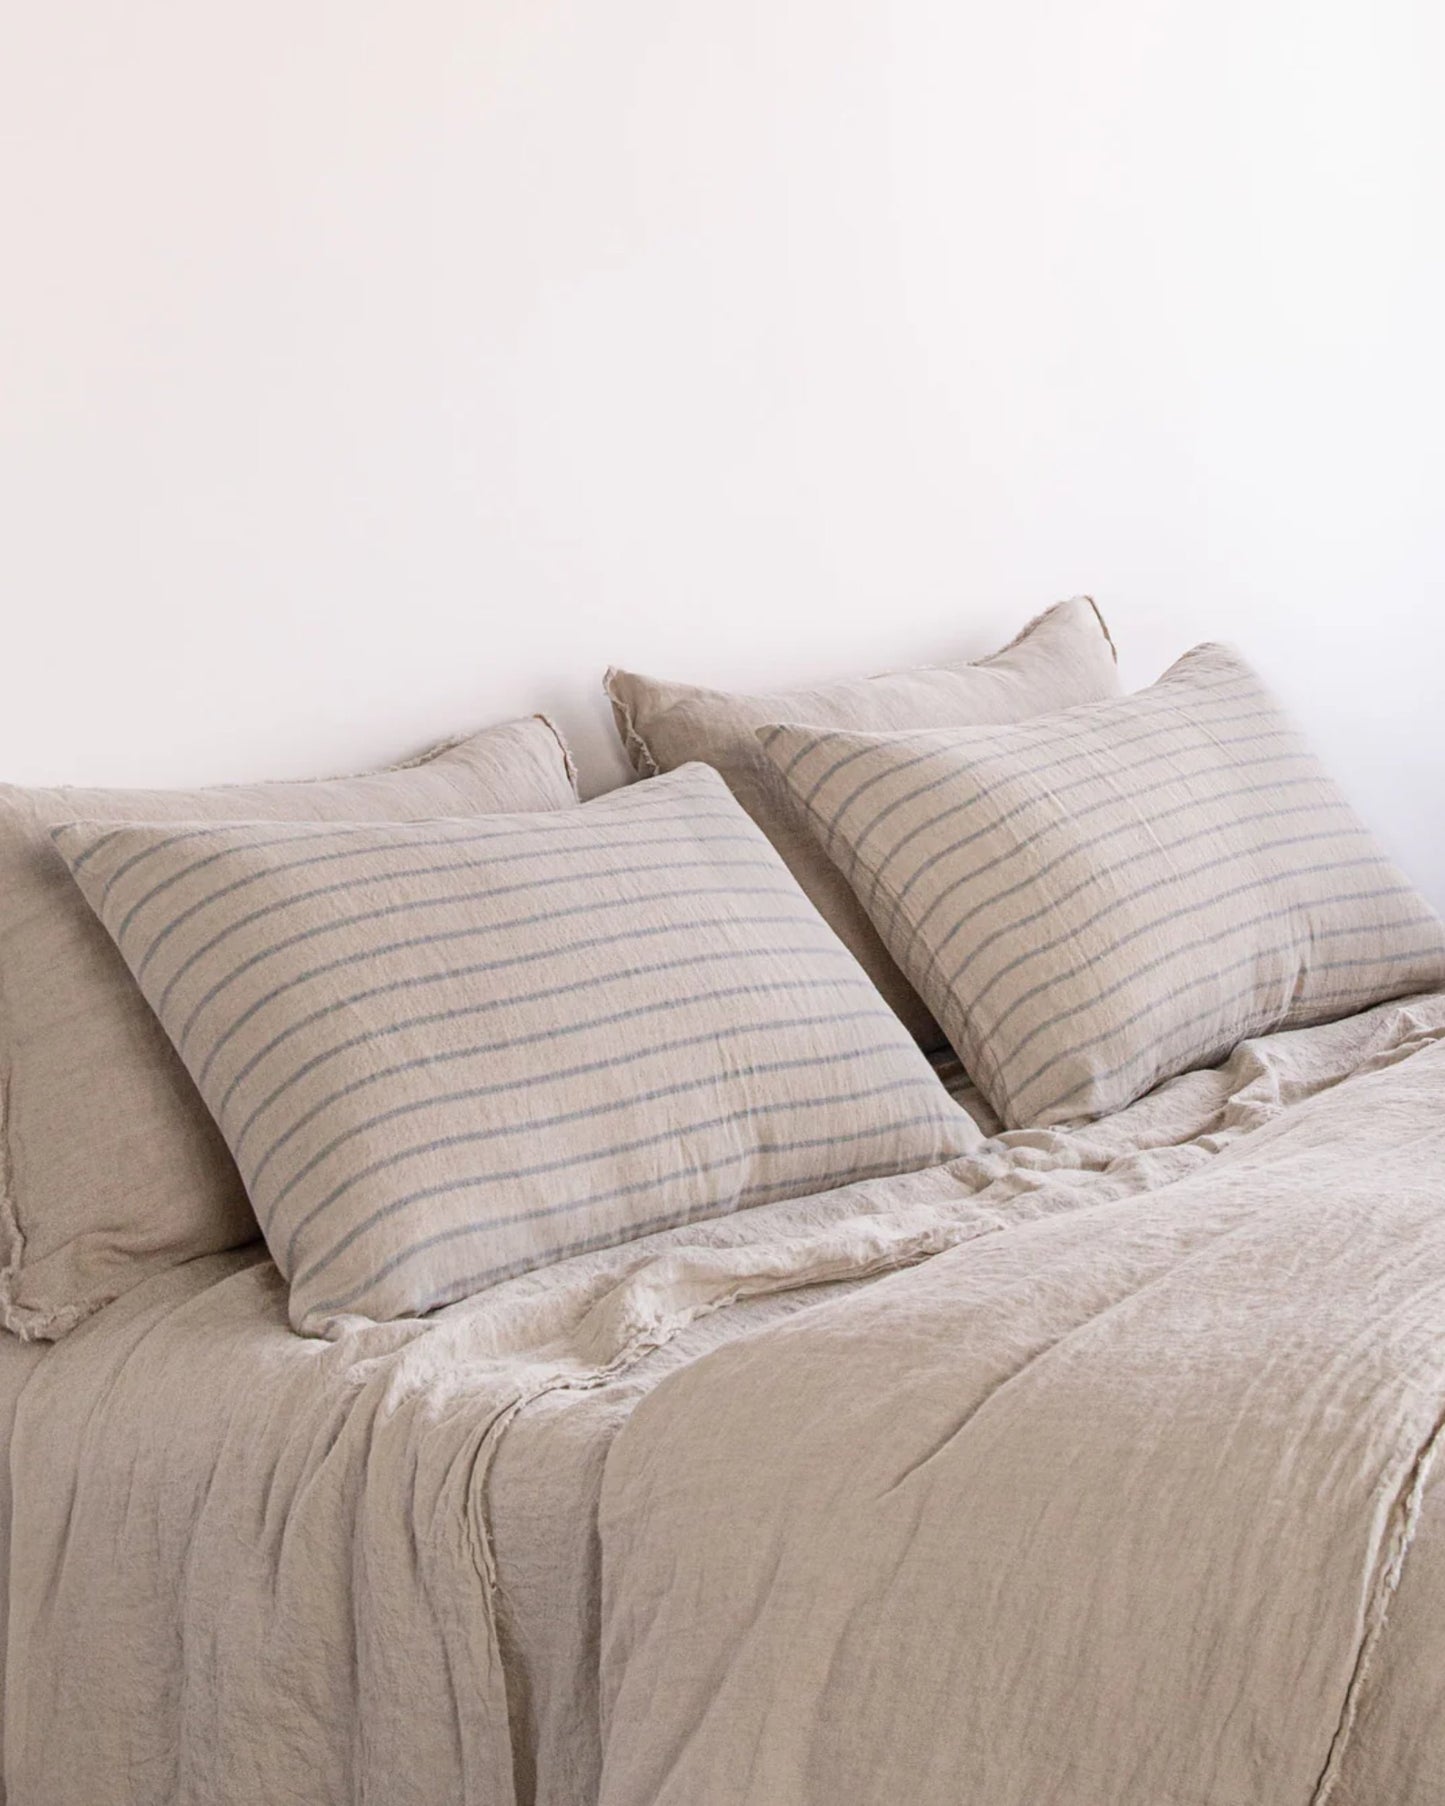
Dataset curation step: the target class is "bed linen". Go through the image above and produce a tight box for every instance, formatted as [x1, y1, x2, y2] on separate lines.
[0, 1332, 46, 1806]
[606, 596, 1120, 1050]
[55, 767, 977, 1334]
[759, 642, 1445, 1127]
[0, 713, 579, 1343]
[8, 993, 1445, 1806]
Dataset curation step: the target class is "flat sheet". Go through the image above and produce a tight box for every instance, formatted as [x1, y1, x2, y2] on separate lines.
[8, 992, 1445, 1805]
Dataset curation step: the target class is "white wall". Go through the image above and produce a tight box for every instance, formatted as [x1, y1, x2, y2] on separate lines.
[2, 1, 1441, 898]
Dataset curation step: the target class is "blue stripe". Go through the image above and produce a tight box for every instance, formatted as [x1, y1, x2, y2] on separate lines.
[778, 676, 1266, 873]
[402, 1144, 969, 1320]
[152, 842, 769, 1025]
[67, 767, 727, 900]
[299, 1099, 962, 1316]
[192, 884, 811, 1092]
[824, 709, 1294, 926]
[986, 876, 1424, 1110]
[224, 934, 858, 1151]
[762, 667, 1254, 811]
[51, 824, 131, 874]
[115, 809, 747, 955]
[1028, 942, 1445, 1122]
[957, 844, 1393, 1041]
[175, 861, 792, 1059]
[131, 824, 758, 983]
[105, 822, 387, 909]
[917, 774, 1333, 980]
[276, 1039, 926, 1258]
[791, 737, 894, 811]
[919, 794, 1357, 994]
[246, 983, 883, 1201]
[857, 714, 1300, 932]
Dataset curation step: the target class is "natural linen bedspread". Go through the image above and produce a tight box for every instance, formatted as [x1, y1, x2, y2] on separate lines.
[8, 994, 1445, 1806]
[598, 1018, 1445, 1806]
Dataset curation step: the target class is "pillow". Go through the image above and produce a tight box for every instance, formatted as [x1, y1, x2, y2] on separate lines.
[605, 597, 1119, 1049]
[0, 716, 578, 1341]
[759, 645, 1445, 1129]
[55, 765, 979, 1336]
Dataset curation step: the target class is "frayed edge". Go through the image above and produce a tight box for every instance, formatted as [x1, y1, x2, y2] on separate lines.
[0, 1066, 27, 1337]
[959, 594, 1114, 673]
[1082, 595, 1118, 664]
[532, 714, 580, 800]
[1310, 1407, 1445, 1804]
[463, 1201, 995, 1598]
[100, 715, 564, 792]
[0, 1288, 99, 1344]
[0, 1070, 125, 1343]
[601, 597, 1114, 761]
[601, 669, 660, 778]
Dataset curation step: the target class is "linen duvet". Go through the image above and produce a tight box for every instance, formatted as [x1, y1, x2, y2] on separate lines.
[8, 993, 1445, 1806]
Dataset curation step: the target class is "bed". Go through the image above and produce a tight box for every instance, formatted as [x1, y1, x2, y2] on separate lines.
[7, 997, 1445, 1805]
[5, 606, 1445, 1805]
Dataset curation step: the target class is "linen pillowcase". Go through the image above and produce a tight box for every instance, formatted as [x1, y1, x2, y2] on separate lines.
[0, 716, 578, 1341]
[759, 645, 1445, 1130]
[605, 597, 1119, 1049]
[55, 765, 979, 1336]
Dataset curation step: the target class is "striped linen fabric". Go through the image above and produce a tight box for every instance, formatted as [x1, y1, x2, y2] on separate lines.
[758, 645, 1445, 1130]
[54, 765, 978, 1334]
[0, 712, 578, 1343]
[606, 597, 1121, 1052]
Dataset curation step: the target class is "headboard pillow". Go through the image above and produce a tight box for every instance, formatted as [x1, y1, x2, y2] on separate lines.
[605, 597, 1119, 1052]
[0, 715, 578, 1340]
[759, 645, 1445, 1129]
[55, 765, 979, 1336]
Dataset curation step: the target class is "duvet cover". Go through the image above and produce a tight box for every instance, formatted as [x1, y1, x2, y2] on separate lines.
[7, 993, 1445, 1806]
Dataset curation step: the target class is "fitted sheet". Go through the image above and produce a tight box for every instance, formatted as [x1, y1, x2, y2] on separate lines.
[8, 992, 1445, 1805]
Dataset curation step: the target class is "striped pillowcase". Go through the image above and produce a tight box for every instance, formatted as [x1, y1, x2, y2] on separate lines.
[54, 765, 978, 1334]
[758, 645, 1445, 1129]
[605, 598, 1121, 1052]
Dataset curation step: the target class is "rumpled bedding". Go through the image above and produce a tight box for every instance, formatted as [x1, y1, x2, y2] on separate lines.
[7, 993, 1445, 1806]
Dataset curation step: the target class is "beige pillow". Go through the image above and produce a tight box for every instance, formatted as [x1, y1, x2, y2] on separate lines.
[759, 645, 1445, 1129]
[605, 598, 1119, 1049]
[55, 765, 979, 1335]
[0, 716, 577, 1340]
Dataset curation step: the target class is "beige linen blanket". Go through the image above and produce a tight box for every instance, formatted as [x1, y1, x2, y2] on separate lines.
[8, 994, 1445, 1805]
